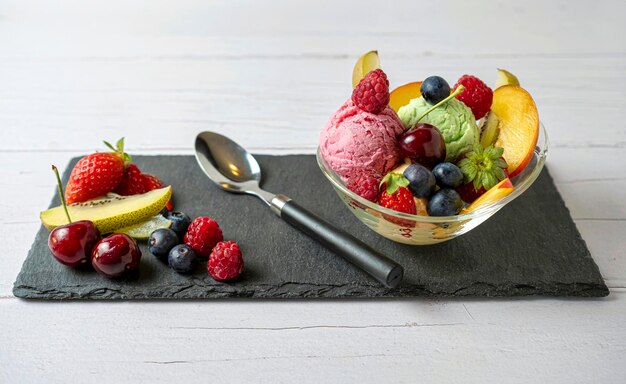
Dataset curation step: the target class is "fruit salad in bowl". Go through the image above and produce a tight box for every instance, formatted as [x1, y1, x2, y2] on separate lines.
[317, 51, 547, 245]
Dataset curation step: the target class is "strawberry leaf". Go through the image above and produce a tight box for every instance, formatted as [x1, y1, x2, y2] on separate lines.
[485, 146, 504, 159]
[494, 167, 506, 181]
[472, 177, 482, 191]
[482, 172, 497, 190]
[116, 137, 125, 152]
[103, 140, 116, 152]
[494, 159, 507, 169]
[381, 173, 409, 195]
[457, 145, 507, 192]
[458, 158, 477, 183]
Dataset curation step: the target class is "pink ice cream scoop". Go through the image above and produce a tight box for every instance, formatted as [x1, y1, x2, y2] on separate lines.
[319, 99, 405, 199]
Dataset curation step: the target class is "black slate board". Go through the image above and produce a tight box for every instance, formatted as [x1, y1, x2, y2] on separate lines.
[14, 155, 608, 299]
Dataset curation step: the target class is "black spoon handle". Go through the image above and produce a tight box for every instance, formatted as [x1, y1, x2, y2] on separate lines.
[275, 197, 403, 288]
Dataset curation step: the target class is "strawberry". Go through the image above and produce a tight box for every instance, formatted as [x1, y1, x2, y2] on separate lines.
[114, 163, 172, 210]
[378, 172, 417, 214]
[456, 145, 509, 203]
[378, 186, 417, 215]
[377, 172, 417, 227]
[113, 164, 145, 196]
[64, 138, 130, 204]
[142, 173, 173, 210]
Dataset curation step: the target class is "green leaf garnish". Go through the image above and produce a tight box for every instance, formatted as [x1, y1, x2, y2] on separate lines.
[380, 172, 410, 195]
[457, 145, 508, 192]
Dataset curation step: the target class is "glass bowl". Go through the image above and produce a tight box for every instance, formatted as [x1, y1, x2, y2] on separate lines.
[317, 123, 548, 245]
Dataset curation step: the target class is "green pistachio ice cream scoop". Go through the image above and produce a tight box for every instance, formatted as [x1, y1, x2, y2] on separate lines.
[398, 97, 480, 162]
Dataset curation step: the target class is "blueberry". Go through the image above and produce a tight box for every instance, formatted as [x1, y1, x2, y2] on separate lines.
[167, 211, 191, 240]
[148, 228, 179, 262]
[168, 244, 197, 274]
[403, 163, 436, 198]
[432, 162, 464, 188]
[420, 76, 451, 105]
[427, 189, 463, 216]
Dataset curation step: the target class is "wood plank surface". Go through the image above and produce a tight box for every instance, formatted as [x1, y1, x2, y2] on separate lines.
[1, 0, 625, 382]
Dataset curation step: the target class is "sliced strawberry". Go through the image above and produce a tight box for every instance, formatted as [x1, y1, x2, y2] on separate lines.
[142, 173, 173, 210]
[142, 173, 165, 191]
[114, 163, 173, 210]
[113, 164, 145, 196]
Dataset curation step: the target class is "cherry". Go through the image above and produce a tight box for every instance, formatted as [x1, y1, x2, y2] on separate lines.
[398, 124, 446, 169]
[49, 221, 100, 267]
[47, 165, 101, 267]
[91, 234, 142, 278]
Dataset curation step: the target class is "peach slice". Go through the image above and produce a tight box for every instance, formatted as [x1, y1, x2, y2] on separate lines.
[492, 85, 539, 177]
[389, 82, 422, 112]
[462, 178, 514, 214]
[352, 50, 380, 89]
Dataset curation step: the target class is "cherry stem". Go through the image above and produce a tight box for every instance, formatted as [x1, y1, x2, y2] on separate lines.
[51, 165, 72, 224]
[415, 84, 466, 124]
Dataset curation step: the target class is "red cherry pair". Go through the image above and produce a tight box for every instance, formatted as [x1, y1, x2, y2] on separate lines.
[47, 166, 141, 278]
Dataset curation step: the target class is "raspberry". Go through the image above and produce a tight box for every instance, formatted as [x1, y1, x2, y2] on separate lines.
[208, 241, 244, 281]
[454, 74, 493, 119]
[347, 174, 380, 202]
[351, 68, 390, 114]
[183, 216, 223, 258]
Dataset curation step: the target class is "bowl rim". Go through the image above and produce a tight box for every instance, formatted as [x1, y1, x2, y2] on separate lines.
[316, 121, 549, 223]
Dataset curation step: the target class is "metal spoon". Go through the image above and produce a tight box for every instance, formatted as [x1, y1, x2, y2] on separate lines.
[194, 131, 403, 288]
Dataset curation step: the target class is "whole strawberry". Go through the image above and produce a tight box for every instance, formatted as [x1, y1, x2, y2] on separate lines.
[184, 216, 223, 258]
[64, 138, 131, 204]
[352, 68, 390, 114]
[378, 186, 417, 215]
[377, 172, 417, 227]
[454, 74, 493, 120]
[456, 145, 508, 203]
[208, 241, 244, 281]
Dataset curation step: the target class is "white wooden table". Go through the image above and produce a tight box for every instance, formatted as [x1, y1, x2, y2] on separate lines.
[1, 1, 625, 382]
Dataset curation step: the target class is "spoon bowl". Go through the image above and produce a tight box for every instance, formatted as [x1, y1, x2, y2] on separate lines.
[195, 132, 272, 202]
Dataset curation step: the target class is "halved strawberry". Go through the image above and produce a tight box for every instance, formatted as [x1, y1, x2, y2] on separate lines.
[114, 163, 173, 210]
[113, 164, 145, 196]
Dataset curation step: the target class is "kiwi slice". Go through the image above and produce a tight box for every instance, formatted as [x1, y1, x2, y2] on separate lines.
[41, 186, 172, 234]
[117, 214, 172, 240]
[480, 112, 500, 148]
